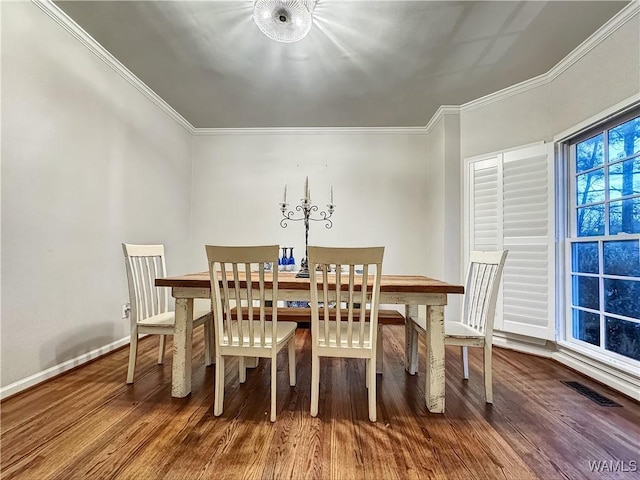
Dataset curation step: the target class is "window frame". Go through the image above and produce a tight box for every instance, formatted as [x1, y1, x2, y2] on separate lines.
[562, 109, 640, 370]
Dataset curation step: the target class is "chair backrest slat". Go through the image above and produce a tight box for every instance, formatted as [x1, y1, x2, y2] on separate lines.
[232, 263, 244, 342]
[462, 250, 508, 338]
[309, 246, 384, 350]
[322, 265, 330, 342]
[359, 263, 370, 348]
[206, 245, 279, 350]
[219, 263, 233, 341]
[347, 266, 355, 346]
[258, 262, 267, 345]
[122, 244, 169, 326]
[335, 267, 342, 341]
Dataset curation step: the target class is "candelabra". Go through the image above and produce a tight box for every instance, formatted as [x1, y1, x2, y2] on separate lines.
[279, 177, 335, 278]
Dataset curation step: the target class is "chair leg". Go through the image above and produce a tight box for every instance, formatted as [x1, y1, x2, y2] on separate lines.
[288, 337, 296, 386]
[214, 355, 225, 416]
[158, 335, 166, 364]
[461, 346, 469, 380]
[239, 357, 246, 383]
[376, 326, 383, 374]
[368, 354, 377, 422]
[408, 326, 419, 375]
[366, 359, 370, 389]
[270, 355, 277, 422]
[204, 321, 213, 366]
[126, 331, 138, 384]
[484, 344, 493, 404]
[209, 320, 216, 363]
[311, 352, 320, 417]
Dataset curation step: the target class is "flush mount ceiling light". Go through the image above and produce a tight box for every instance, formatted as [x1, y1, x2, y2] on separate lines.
[253, 0, 316, 43]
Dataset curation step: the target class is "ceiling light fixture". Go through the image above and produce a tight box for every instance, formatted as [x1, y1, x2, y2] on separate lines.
[253, 0, 315, 43]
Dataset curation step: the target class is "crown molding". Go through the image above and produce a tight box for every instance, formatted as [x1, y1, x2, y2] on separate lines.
[459, 73, 547, 113]
[461, 1, 639, 114]
[424, 105, 461, 134]
[32, 0, 196, 134]
[192, 126, 427, 136]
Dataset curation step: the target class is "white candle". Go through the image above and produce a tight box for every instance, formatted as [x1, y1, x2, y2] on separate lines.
[330, 184, 333, 204]
[283, 184, 287, 203]
[304, 176, 309, 201]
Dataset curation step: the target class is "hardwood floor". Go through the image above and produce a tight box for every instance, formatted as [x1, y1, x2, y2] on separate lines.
[2, 327, 638, 479]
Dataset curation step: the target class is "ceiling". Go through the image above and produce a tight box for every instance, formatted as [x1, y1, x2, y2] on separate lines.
[54, 1, 629, 129]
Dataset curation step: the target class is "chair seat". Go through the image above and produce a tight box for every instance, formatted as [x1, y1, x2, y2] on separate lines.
[314, 320, 373, 348]
[445, 321, 483, 339]
[411, 316, 483, 339]
[137, 308, 212, 327]
[221, 320, 297, 347]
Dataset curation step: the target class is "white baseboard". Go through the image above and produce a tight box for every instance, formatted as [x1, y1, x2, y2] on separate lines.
[0, 336, 130, 400]
[552, 348, 640, 401]
[492, 330, 555, 358]
[492, 331, 639, 401]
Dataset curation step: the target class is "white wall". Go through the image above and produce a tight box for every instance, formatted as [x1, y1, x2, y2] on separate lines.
[424, 120, 446, 280]
[189, 132, 429, 279]
[424, 113, 462, 317]
[1, 2, 193, 388]
[443, 114, 461, 303]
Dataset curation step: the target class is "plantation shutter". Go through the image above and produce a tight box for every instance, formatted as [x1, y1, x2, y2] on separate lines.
[468, 157, 504, 330]
[470, 157, 500, 252]
[501, 144, 555, 340]
[466, 143, 555, 341]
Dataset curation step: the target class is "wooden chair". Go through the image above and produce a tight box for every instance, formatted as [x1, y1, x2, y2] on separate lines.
[205, 245, 297, 422]
[408, 250, 508, 404]
[308, 246, 384, 422]
[122, 243, 213, 384]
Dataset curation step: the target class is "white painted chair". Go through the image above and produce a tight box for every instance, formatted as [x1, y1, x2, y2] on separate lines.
[206, 245, 297, 422]
[122, 243, 213, 384]
[408, 250, 508, 404]
[308, 246, 384, 422]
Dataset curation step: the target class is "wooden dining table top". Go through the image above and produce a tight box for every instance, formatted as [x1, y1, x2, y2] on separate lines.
[156, 271, 464, 294]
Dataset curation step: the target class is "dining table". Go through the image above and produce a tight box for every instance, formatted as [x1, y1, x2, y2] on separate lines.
[156, 271, 464, 413]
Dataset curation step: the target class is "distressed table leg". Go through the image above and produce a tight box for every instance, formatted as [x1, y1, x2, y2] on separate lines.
[172, 298, 193, 398]
[426, 304, 445, 413]
[405, 304, 418, 373]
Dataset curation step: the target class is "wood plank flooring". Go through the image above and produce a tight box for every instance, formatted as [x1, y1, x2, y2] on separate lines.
[2, 327, 639, 479]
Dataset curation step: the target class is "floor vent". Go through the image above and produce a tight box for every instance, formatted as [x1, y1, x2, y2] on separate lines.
[561, 381, 622, 407]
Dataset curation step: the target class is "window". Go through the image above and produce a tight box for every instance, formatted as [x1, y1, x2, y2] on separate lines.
[567, 112, 640, 363]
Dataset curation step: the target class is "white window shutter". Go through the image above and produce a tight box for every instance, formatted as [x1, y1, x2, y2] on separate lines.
[468, 157, 504, 329]
[470, 158, 500, 252]
[501, 144, 555, 340]
[465, 143, 555, 341]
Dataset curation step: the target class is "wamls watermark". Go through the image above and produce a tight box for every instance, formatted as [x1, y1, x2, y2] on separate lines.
[588, 460, 637, 473]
